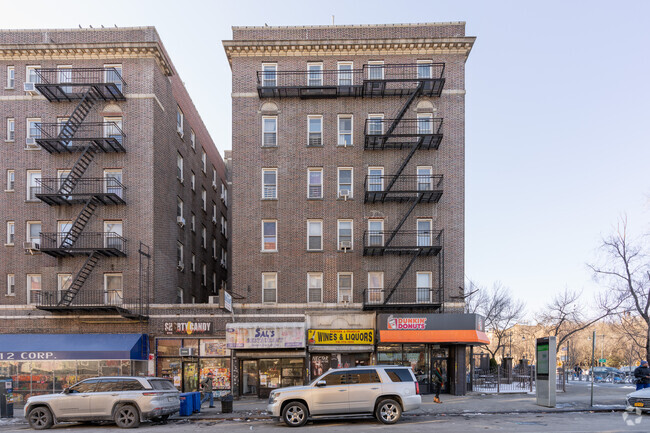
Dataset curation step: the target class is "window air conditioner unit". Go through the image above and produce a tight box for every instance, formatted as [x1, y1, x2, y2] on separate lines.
[208, 295, 219, 304]
[212, 217, 217, 225]
[26, 138, 39, 148]
[341, 294, 351, 303]
[212, 181, 218, 191]
[339, 241, 352, 251]
[339, 189, 350, 200]
[220, 191, 225, 201]
[177, 127, 184, 138]
[177, 216, 185, 227]
[24, 82, 38, 94]
[220, 259, 226, 268]
[177, 261, 184, 271]
[23, 241, 40, 251]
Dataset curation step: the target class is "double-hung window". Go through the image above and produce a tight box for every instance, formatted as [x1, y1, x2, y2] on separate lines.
[367, 114, 384, 136]
[177, 197, 183, 219]
[105, 273, 123, 305]
[6, 170, 14, 191]
[176, 106, 184, 136]
[57, 65, 72, 93]
[191, 254, 196, 273]
[416, 272, 432, 303]
[337, 220, 353, 250]
[262, 220, 277, 251]
[337, 62, 353, 86]
[262, 63, 277, 87]
[190, 172, 196, 191]
[104, 117, 123, 145]
[417, 219, 433, 246]
[367, 272, 384, 304]
[104, 64, 123, 92]
[337, 168, 353, 198]
[262, 116, 277, 147]
[307, 273, 323, 303]
[201, 225, 207, 249]
[338, 115, 353, 146]
[262, 168, 277, 199]
[201, 187, 207, 211]
[307, 220, 322, 251]
[417, 113, 433, 135]
[26, 66, 41, 84]
[176, 241, 183, 266]
[6, 274, 15, 296]
[367, 61, 384, 80]
[6, 221, 14, 245]
[307, 63, 323, 86]
[177, 153, 183, 181]
[6, 66, 14, 89]
[417, 166, 433, 191]
[201, 148, 207, 173]
[104, 169, 123, 198]
[190, 129, 196, 150]
[308, 116, 322, 146]
[26, 221, 41, 245]
[27, 170, 41, 200]
[308, 168, 323, 198]
[368, 219, 384, 247]
[27, 274, 41, 304]
[338, 273, 353, 303]
[367, 167, 384, 192]
[262, 273, 277, 303]
[6, 118, 14, 141]
[416, 60, 433, 79]
[190, 213, 196, 232]
[26, 118, 41, 148]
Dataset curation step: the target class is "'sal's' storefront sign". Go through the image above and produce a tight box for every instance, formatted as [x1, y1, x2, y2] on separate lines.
[226, 323, 305, 349]
[164, 321, 213, 335]
[308, 329, 374, 345]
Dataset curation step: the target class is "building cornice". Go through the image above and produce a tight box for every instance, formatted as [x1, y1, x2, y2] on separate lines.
[0, 42, 173, 76]
[223, 37, 475, 64]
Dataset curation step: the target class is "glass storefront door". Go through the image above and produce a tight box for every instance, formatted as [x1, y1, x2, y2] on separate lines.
[182, 362, 198, 392]
[241, 360, 258, 396]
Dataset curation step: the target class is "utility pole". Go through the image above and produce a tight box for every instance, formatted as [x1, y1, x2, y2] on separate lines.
[590, 331, 595, 407]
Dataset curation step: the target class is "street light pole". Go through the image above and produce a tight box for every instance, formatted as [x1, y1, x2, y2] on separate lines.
[590, 331, 596, 407]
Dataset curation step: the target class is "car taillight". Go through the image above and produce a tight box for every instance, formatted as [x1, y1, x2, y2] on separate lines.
[143, 392, 160, 396]
[415, 382, 420, 395]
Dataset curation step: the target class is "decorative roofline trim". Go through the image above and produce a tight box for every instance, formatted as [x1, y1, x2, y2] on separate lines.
[232, 22, 466, 30]
[0, 43, 173, 76]
[223, 38, 475, 63]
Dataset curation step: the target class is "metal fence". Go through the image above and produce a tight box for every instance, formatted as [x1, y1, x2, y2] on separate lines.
[470, 364, 566, 393]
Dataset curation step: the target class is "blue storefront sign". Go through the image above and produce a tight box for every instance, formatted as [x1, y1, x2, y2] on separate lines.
[0, 334, 149, 361]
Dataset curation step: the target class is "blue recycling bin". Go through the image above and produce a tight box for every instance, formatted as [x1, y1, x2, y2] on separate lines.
[192, 392, 201, 413]
[179, 393, 192, 416]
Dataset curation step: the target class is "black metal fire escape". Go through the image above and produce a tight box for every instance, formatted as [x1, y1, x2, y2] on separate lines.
[33, 68, 138, 317]
[361, 63, 446, 310]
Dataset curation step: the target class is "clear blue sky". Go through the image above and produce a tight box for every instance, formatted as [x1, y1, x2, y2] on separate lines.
[3, 0, 649, 318]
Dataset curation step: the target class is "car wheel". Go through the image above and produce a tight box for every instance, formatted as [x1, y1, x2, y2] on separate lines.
[114, 404, 141, 429]
[27, 406, 54, 430]
[376, 399, 402, 424]
[282, 401, 308, 427]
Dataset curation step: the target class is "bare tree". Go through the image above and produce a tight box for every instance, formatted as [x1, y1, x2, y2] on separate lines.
[465, 280, 525, 360]
[589, 217, 650, 360]
[537, 288, 622, 351]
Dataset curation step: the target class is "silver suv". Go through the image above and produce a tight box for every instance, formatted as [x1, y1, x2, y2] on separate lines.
[267, 366, 421, 427]
[24, 376, 180, 430]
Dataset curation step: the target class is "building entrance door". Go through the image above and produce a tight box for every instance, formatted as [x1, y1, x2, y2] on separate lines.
[241, 360, 259, 396]
[182, 361, 198, 392]
[431, 347, 449, 394]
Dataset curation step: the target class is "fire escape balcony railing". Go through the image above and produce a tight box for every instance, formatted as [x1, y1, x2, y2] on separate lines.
[362, 288, 443, 309]
[35, 178, 126, 206]
[40, 232, 127, 257]
[36, 122, 126, 154]
[257, 69, 365, 98]
[363, 230, 443, 256]
[361, 63, 445, 97]
[365, 175, 443, 203]
[364, 118, 443, 150]
[34, 68, 126, 102]
[32, 290, 145, 319]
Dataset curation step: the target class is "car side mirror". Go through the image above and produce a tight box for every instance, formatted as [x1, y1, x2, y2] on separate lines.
[315, 380, 327, 387]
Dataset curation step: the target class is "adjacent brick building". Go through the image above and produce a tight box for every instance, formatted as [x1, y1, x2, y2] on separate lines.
[224, 22, 486, 396]
[0, 27, 230, 401]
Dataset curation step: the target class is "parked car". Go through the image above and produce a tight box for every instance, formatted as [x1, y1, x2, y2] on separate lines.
[267, 365, 421, 427]
[24, 376, 179, 430]
[626, 387, 650, 411]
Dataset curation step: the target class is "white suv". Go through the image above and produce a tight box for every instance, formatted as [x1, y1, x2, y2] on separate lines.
[24, 377, 180, 430]
[267, 366, 421, 427]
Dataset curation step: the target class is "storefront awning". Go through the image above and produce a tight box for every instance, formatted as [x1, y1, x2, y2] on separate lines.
[377, 313, 490, 345]
[0, 334, 149, 361]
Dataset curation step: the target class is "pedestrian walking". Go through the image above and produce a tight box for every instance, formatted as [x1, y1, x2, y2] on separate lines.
[633, 361, 650, 391]
[200, 372, 215, 408]
[433, 363, 443, 404]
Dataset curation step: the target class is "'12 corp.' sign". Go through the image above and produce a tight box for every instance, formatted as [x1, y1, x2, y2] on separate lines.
[387, 315, 427, 330]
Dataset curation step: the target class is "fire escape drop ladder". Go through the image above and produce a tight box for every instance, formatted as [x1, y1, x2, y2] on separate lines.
[57, 251, 101, 306]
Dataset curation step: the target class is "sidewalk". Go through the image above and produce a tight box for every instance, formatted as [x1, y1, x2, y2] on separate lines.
[171, 382, 631, 421]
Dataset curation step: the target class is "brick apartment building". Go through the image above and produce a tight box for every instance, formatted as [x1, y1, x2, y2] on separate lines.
[225, 22, 488, 397]
[0, 27, 231, 401]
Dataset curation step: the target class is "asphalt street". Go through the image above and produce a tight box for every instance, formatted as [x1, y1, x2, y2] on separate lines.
[1, 412, 649, 433]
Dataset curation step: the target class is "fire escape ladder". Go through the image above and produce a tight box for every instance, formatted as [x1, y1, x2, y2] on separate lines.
[57, 251, 100, 306]
[384, 250, 422, 304]
[58, 88, 99, 140]
[57, 145, 97, 195]
[59, 198, 99, 248]
[381, 81, 423, 146]
[382, 138, 423, 200]
[384, 194, 423, 247]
